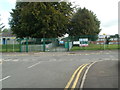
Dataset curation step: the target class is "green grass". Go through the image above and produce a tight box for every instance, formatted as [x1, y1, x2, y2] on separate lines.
[70, 44, 119, 51]
[0, 44, 119, 52]
[0, 44, 20, 52]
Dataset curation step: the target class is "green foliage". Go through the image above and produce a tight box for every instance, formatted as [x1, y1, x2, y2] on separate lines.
[106, 34, 120, 44]
[105, 36, 111, 45]
[110, 34, 119, 38]
[2, 28, 11, 32]
[0, 15, 5, 32]
[68, 8, 101, 41]
[9, 2, 73, 38]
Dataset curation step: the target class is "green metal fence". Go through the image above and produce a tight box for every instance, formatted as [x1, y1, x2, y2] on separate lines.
[0, 35, 120, 52]
[19, 38, 70, 52]
[70, 35, 120, 50]
[0, 38, 20, 52]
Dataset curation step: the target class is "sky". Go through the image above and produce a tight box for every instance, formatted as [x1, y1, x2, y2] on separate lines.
[0, 0, 119, 35]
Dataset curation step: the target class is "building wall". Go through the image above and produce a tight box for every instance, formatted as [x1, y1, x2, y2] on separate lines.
[0, 37, 19, 45]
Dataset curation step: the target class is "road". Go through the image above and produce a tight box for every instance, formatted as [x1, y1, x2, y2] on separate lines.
[0, 50, 118, 89]
[82, 60, 118, 89]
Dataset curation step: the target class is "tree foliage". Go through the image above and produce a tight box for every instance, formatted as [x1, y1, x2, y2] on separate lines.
[0, 15, 5, 33]
[2, 28, 11, 33]
[9, 2, 73, 38]
[68, 8, 101, 40]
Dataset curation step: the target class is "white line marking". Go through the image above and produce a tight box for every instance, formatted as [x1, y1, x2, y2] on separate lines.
[0, 76, 11, 81]
[80, 61, 97, 89]
[27, 62, 41, 68]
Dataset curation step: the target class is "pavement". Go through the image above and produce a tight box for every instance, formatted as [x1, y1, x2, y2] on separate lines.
[0, 50, 119, 89]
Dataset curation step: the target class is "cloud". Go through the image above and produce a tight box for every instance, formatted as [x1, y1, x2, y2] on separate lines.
[7, 0, 16, 4]
[0, 0, 16, 28]
[102, 19, 118, 28]
[100, 24, 118, 35]
[0, 11, 10, 28]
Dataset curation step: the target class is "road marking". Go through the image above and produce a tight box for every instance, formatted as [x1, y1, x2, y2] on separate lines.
[65, 64, 85, 89]
[71, 64, 88, 89]
[80, 62, 96, 89]
[2, 59, 19, 62]
[27, 61, 41, 68]
[0, 76, 11, 81]
[79, 60, 117, 89]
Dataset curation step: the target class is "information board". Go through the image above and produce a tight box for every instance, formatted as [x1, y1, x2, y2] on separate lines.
[79, 38, 88, 47]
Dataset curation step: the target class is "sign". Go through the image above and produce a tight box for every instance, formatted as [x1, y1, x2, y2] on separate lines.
[79, 38, 88, 47]
[73, 41, 80, 45]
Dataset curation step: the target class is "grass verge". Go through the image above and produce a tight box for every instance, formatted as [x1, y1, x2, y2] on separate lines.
[70, 44, 119, 51]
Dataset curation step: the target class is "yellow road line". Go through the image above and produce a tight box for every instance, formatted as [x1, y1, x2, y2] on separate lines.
[71, 64, 88, 89]
[65, 64, 85, 89]
[80, 62, 96, 89]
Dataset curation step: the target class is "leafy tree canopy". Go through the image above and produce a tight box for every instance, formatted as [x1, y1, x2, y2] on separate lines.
[0, 15, 5, 33]
[2, 28, 11, 33]
[68, 7, 101, 40]
[9, 2, 74, 38]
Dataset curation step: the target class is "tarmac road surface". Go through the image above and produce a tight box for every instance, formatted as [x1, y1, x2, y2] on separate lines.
[82, 60, 118, 88]
[0, 50, 118, 89]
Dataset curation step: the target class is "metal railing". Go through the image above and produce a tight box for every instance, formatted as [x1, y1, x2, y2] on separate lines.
[0, 35, 119, 52]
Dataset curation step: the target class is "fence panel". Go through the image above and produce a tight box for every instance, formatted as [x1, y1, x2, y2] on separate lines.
[1, 38, 20, 52]
[1, 35, 119, 52]
[20, 38, 43, 52]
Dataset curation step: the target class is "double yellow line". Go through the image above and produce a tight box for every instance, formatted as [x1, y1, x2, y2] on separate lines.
[65, 64, 88, 89]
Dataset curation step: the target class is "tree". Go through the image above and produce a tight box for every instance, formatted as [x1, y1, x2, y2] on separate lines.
[9, 2, 73, 38]
[68, 7, 101, 41]
[0, 15, 5, 33]
[2, 28, 11, 33]
[105, 36, 111, 45]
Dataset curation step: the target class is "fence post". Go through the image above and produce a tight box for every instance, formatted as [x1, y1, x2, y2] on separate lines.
[67, 38, 69, 51]
[6, 39, 7, 52]
[43, 38, 46, 52]
[19, 39, 22, 52]
[26, 38, 28, 52]
[117, 36, 119, 49]
[13, 39, 14, 52]
[104, 37, 106, 50]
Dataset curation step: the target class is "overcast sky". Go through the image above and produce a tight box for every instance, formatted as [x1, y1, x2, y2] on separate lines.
[0, 0, 119, 35]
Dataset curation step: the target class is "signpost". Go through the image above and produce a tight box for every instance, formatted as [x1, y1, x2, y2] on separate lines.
[79, 38, 88, 47]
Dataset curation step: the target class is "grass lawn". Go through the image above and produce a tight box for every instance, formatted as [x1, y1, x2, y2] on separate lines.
[0, 44, 20, 52]
[70, 44, 119, 51]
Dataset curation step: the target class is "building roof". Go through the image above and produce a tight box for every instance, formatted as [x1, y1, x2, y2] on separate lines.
[2, 32, 16, 37]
